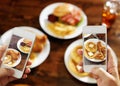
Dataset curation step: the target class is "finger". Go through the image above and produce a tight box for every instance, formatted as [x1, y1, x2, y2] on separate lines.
[0, 68, 14, 77]
[0, 45, 6, 51]
[22, 74, 28, 79]
[22, 67, 31, 79]
[0, 45, 7, 58]
[91, 67, 110, 80]
[24, 67, 31, 74]
[0, 60, 2, 64]
[107, 49, 116, 68]
[107, 49, 119, 79]
[26, 60, 32, 66]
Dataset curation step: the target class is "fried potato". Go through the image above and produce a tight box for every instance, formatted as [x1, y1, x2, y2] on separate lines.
[47, 22, 76, 37]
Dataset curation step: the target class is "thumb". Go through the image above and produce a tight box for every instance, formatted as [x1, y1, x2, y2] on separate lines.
[91, 67, 110, 80]
[0, 68, 14, 77]
[0, 45, 7, 58]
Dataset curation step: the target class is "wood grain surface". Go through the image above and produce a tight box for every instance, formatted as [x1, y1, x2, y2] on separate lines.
[0, 0, 120, 86]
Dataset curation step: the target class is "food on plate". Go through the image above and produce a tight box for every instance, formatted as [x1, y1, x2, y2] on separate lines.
[68, 45, 90, 77]
[29, 35, 47, 62]
[47, 3, 83, 37]
[85, 42, 97, 52]
[70, 46, 83, 64]
[48, 3, 82, 25]
[48, 14, 59, 23]
[53, 4, 74, 17]
[47, 22, 76, 37]
[84, 41, 106, 60]
[3, 49, 20, 66]
[20, 38, 32, 53]
[29, 52, 37, 62]
[32, 35, 47, 52]
[97, 41, 106, 55]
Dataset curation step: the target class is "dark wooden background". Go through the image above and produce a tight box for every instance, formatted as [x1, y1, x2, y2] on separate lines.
[0, 0, 120, 86]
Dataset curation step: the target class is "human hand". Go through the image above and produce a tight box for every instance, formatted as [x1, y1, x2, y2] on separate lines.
[0, 45, 31, 86]
[91, 49, 120, 86]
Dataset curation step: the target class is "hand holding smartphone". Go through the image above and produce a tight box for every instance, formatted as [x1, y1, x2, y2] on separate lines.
[82, 26, 107, 72]
[1, 28, 36, 78]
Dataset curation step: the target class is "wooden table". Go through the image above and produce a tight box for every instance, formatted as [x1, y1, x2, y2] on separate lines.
[0, 0, 120, 86]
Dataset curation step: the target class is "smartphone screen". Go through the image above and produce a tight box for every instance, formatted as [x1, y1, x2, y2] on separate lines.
[83, 26, 107, 72]
[1, 28, 35, 78]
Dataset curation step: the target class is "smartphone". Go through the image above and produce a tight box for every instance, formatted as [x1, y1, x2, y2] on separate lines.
[82, 26, 107, 72]
[1, 28, 36, 78]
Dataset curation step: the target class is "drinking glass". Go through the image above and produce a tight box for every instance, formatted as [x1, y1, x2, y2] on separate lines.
[102, 0, 120, 29]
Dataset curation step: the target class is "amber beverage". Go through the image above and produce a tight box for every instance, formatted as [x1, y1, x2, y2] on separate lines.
[102, 8, 117, 29]
[102, 0, 120, 29]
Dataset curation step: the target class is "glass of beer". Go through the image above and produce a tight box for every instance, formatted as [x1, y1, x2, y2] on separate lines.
[102, 0, 120, 29]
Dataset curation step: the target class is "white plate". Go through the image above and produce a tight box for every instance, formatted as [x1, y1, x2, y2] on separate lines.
[3, 48, 21, 67]
[39, 2, 87, 39]
[17, 38, 31, 54]
[1, 26, 50, 68]
[64, 39, 117, 84]
[84, 39, 106, 62]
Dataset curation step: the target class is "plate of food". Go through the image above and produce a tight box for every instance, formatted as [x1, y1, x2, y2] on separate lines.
[1, 26, 50, 68]
[17, 38, 32, 54]
[2, 48, 21, 67]
[84, 39, 106, 62]
[64, 39, 117, 84]
[39, 2, 87, 39]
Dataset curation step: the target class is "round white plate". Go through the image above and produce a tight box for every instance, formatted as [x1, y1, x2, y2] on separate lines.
[17, 38, 31, 54]
[3, 48, 21, 67]
[64, 39, 117, 84]
[39, 2, 87, 39]
[1, 26, 50, 68]
[84, 39, 106, 62]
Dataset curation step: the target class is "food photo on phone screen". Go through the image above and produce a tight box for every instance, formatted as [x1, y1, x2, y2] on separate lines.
[1, 28, 36, 78]
[82, 26, 107, 72]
